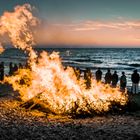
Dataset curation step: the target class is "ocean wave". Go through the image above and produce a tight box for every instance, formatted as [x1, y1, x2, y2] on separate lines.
[117, 62, 140, 67]
[0, 56, 27, 59]
[62, 62, 135, 71]
[128, 64, 140, 67]
[63, 58, 103, 64]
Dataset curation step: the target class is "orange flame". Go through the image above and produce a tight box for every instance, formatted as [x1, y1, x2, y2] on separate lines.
[0, 43, 4, 54]
[0, 4, 128, 115]
[0, 4, 38, 62]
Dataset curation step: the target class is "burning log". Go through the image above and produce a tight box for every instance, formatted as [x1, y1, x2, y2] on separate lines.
[20, 92, 56, 115]
[19, 93, 129, 118]
[19, 90, 140, 118]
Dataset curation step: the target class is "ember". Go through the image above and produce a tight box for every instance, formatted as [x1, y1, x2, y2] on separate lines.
[0, 4, 128, 116]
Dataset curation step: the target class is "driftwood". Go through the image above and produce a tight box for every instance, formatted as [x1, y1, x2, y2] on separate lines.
[20, 92, 56, 115]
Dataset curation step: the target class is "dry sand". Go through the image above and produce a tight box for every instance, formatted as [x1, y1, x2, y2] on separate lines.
[0, 84, 140, 140]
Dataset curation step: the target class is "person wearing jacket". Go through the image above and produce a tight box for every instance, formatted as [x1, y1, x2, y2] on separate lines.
[105, 69, 112, 84]
[95, 68, 102, 82]
[120, 71, 127, 91]
[112, 71, 118, 87]
[131, 70, 139, 94]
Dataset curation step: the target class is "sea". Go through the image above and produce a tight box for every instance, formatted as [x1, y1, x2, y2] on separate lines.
[0, 47, 140, 88]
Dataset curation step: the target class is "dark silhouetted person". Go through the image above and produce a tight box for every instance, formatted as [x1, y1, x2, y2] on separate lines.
[74, 67, 81, 80]
[0, 62, 4, 81]
[13, 64, 18, 74]
[120, 72, 127, 91]
[131, 70, 139, 94]
[105, 69, 112, 84]
[25, 62, 31, 69]
[19, 63, 23, 69]
[84, 68, 92, 89]
[112, 71, 118, 87]
[95, 68, 102, 82]
[9, 62, 14, 76]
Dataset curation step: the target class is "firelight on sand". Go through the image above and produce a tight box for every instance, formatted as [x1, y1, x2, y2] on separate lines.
[0, 4, 128, 115]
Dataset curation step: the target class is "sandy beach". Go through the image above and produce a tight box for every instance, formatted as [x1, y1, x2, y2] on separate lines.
[0, 84, 140, 140]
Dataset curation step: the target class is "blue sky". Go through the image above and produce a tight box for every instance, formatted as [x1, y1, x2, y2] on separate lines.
[0, 0, 140, 21]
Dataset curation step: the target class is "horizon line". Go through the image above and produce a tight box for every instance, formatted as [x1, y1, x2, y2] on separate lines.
[4, 45, 140, 49]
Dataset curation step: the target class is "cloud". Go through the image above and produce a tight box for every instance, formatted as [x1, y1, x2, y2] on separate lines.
[21, 19, 140, 46]
[71, 20, 140, 31]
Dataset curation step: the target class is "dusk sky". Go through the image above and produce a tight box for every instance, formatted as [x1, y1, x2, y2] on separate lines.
[0, 0, 140, 47]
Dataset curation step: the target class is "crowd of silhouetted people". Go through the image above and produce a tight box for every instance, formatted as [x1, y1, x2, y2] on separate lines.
[0, 61, 139, 94]
[74, 67, 140, 94]
[0, 61, 29, 80]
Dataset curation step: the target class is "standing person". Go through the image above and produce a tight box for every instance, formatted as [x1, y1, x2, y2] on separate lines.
[74, 67, 81, 80]
[9, 62, 14, 76]
[131, 70, 139, 94]
[112, 71, 118, 87]
[13, 64, 18, 74]
[0, 62, 4, 81]
[84, 68, 92, 89]
[105, 69, 112, 84]
[120, 71, 127, 91]
[95, 68, 102, 82]
[18, 63, 23, 69]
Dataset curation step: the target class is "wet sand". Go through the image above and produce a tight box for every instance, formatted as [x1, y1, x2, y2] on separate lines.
[0, 84, 140, 140]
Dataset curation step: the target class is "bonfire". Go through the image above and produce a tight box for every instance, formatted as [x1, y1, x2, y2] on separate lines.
[0, 4, 128, 117]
